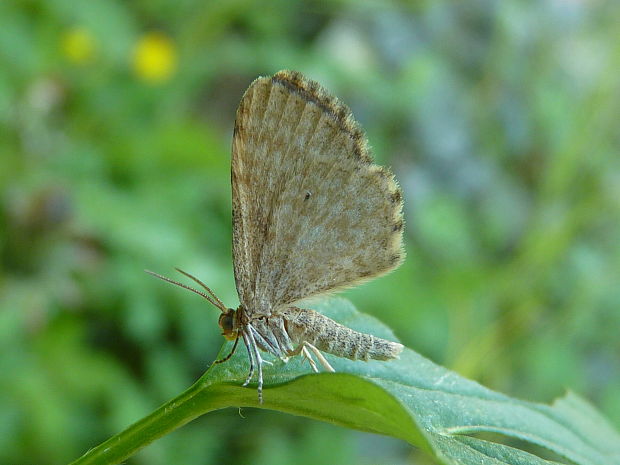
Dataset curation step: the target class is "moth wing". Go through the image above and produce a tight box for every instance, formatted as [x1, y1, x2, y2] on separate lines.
[231, 70, 404, 315]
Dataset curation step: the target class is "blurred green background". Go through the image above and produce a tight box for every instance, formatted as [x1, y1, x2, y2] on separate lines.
[1, 1, 620, 464]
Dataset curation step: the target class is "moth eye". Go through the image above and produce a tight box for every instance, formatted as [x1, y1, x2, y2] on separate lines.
[304, 191, 311, 201]
[218, 312, 234, 332]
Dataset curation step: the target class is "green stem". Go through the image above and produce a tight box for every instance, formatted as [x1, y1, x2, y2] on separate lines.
[68, 375, 235, 465]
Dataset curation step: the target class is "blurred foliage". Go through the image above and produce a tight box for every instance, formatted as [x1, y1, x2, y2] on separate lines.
[1, 1, 619, 464]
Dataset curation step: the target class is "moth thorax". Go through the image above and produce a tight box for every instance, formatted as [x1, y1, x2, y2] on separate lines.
[218, 308, 239, 340]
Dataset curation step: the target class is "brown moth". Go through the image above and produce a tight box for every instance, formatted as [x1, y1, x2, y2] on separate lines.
[147, 70, 405, 402]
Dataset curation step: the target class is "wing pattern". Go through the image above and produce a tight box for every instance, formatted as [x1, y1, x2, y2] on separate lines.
[231, 71, 404, 315]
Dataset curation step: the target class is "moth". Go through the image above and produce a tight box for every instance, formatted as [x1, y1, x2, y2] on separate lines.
[147, 70, 405, 402]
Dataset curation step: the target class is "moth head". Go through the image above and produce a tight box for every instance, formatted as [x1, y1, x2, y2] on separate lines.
[218, 308, 238, 340]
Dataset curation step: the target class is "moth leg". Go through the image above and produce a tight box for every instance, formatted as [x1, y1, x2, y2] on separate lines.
[304, 342, 335, 373]
[213, 336, 239, 365]
[245, 328, 265, 403]
[288, 342, 317, 371]
[301, 345, 319, 373]
[289, 341, 334, 373]
[247, 325, 274, 365]
[249, 323, 279, 355]
[241, 331, 255, 387]
[271, 316, 295, 356]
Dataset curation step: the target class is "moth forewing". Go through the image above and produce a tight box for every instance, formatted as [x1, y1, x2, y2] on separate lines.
[231, 70, 405, 313]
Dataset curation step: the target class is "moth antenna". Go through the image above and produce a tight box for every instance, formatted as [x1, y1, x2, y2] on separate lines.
[174, 267, 227, 309]
[145, 269, 228, 313]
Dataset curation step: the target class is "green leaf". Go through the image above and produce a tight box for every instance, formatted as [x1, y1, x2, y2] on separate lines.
[70, 297, 620, 465]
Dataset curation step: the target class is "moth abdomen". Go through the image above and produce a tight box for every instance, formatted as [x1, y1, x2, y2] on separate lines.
[282, 307, 403, 361]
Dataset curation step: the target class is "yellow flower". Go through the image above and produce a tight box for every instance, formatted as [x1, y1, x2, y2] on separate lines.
[61, 27, 96, 64]
[132, 32, 177, 84]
